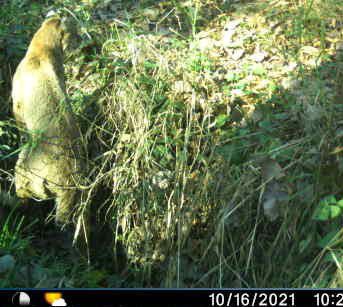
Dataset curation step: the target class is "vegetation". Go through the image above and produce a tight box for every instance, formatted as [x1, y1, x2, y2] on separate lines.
[0, 0, 343, 287]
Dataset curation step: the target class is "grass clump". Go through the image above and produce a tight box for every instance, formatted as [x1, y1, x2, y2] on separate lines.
[0, 0, 343, 287]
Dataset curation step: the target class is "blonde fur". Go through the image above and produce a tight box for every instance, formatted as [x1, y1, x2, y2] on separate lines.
[12, 17, 84, 225]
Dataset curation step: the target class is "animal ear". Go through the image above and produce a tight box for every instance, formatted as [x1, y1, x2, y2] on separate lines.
[46, 8, 62, 19]
[46, 10, 58, 18]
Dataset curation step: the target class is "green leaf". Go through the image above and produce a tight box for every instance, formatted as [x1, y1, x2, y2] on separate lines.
[258, 120, 274, 130]
[215, 114, 229, 128]
[251, 64, 266, 76]
[313, 205, 330, 221]
[225, 73, 238, 82]
[318, 230, 340, 248]
[299, 237, 312, 253]
[273, 113, 289, 120]
[313, 205, 342, 221]
[0, 145, 11, 151]
[330, 206, 342, 219]
[313, 195, 342, 221]
[319, 195, 337, 206]
[144, 60, 157, 69]
[215, 143, 245, 164]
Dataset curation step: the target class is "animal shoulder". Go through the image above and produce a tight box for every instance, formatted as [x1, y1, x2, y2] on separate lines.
[12, 16, 79, 129]
[24, 16, 79, 65]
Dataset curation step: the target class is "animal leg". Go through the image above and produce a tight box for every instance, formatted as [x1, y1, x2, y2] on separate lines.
[55, 189, 76, 226]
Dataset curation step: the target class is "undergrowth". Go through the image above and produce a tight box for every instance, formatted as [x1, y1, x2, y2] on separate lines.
[0, 0, 343, 287]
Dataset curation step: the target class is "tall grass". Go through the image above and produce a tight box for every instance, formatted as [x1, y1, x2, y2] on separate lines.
[1, 0, 343, 287]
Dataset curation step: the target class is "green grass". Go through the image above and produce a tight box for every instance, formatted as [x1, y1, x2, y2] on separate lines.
[0, 0, 343, 287]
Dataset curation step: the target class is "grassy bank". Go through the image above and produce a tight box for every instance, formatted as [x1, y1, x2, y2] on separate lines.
[0, 0, 343, 287]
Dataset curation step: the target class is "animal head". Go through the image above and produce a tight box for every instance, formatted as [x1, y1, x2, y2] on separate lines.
[34, 16, 81, 55]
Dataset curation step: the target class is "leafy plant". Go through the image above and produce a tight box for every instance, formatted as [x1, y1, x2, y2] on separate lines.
[313, 196, 343, 221]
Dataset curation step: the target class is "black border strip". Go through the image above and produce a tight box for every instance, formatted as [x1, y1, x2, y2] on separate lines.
[2, 288, 343, 307]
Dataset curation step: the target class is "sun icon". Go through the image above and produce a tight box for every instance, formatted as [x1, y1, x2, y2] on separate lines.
[44, 292, 67, 306]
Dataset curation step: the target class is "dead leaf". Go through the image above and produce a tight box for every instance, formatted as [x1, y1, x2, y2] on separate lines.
[221, 19, 241, 47]
[261, 158, 285, 182]
[231, 88, 244, 97]
[300, 46, 320, 56]
[262, 181, 288, 221]
[263, 195, 279, 221]
[281, 77, 301, 90]
[141, 8, 160, 20]
[173, 80, 192, 94]
[251, 48, 268, 62]
[231, 49, 245, 60]
[260, 158, 288, 221]
[304, 104, 324, 122]
[196, 38, 217, 52]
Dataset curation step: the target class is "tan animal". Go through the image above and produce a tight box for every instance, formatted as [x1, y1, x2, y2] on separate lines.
[12, 16, 85, 227]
